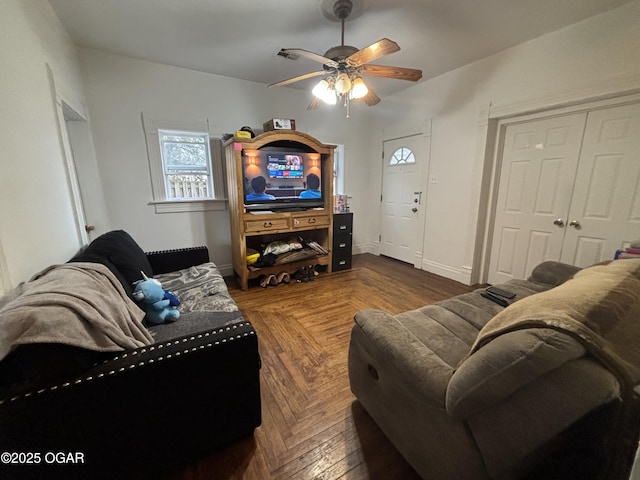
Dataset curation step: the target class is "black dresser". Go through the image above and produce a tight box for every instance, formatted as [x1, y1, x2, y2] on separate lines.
[332, 212, 353, 271]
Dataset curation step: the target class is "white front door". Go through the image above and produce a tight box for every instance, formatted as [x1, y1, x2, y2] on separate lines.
[561, 102, 640, 266]
[487, 113, 587, 285]
[380, 135, 427, 267]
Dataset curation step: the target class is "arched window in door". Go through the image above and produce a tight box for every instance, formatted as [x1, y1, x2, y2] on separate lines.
[389, 147, 416, 165]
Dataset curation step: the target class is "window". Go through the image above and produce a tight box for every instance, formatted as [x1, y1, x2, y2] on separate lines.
[159, 130, 213, 200]
[143, 113, 226, 213]
[389, 147, 416, 165]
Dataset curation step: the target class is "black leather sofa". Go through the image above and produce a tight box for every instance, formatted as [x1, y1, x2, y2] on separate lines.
[0, 230, 261, 479]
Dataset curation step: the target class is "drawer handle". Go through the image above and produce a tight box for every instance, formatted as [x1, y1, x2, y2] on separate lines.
[339, 225, 347, 230]
[263, 221, 272, 228]
[308, 218, 316, 224]
[339, 243, 346, 248]
[339, 260, 346, 265]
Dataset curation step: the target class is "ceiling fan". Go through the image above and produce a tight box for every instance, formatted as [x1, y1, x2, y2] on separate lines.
[269, 0, 422, 116]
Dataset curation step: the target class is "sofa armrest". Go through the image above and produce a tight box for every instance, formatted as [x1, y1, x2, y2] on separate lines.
[446, 328, 587, 419]
[468, 357, 620, 478]
[527, 261, 581, 287]
[146, 246, 209, 274]
[351, 309, 453, 407]
[0, 320, 261, 478]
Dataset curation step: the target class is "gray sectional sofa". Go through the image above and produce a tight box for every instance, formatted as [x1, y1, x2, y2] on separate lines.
[0, 230, 261, 479]
[349, 259, 640, 479]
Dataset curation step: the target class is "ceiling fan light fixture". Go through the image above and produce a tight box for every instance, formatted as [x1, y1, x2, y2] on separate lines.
[312, 79, 337, 105]
[270, 0, 422, 117]
[350, 77, 368, 99]
[334, 72, 352, 95]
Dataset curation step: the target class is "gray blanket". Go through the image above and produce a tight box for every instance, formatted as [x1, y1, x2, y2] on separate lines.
[0, 262, 153, 361]
[472, 259, 640, 395]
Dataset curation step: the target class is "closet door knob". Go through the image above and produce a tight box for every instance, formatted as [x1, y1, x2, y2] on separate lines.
[569, 220, 581, 229]
[553, 218, 565, 227]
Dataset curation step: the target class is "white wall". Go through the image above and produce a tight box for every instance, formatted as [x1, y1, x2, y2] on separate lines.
[0, 0, 103, 290]
[371, 0, 640, 284]
[7, 0, 637, 289]
[78, 49, 374, 270]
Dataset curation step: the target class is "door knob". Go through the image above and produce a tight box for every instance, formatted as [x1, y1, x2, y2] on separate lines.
[411, 207, 418, 213]
[569, 220, 581, 229]
[553, 218, 565, 227]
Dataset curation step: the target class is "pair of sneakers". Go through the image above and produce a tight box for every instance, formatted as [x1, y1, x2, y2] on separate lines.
[294, 265, 317, 283]
[259, 272, 291, 288]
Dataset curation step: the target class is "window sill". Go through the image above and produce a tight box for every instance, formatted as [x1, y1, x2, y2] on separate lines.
[149, 199, 227, 214]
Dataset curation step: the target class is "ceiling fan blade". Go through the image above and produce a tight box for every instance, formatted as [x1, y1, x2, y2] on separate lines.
[279, 48, 339, 68]
[347, 38, 400, 66]
[269, 70, 327, 88]
[307, 97, 322, 110]
[360, 85, 381, 106]
[362, 64, 423, 82]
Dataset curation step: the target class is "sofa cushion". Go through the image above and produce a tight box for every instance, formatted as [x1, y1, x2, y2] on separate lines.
[446, 328, 585, 419]
[154, 262, 238, 314]
[391, 279, 555, 372]
[69, 230, 153, 297]
[148, 310, 245, 343]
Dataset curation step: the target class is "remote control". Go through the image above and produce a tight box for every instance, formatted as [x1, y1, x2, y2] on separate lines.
[481, 291, 509, 307]
[486, 286, 516, 299]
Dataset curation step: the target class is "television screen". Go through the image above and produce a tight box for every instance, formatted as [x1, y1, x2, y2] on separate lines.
[267, 154, 304, 179]
[243, 149, 323, 211]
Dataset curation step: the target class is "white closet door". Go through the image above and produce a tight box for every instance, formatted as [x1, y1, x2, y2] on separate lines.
[561, 102, 640, 267]
[487, 113, 587, 285]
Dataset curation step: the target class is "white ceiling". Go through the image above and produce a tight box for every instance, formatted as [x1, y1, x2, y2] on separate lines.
[49, 0, 632, 99]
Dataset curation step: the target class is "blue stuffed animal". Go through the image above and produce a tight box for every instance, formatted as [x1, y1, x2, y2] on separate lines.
[132, 272, 180, 325]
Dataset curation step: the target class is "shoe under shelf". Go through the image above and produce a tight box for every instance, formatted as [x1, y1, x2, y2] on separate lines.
[246, 255, 329, 282]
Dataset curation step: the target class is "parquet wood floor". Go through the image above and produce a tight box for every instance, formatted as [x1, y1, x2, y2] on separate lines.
[164, 254, 477, 480]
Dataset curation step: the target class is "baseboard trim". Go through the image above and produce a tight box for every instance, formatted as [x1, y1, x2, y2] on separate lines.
[352, 245, 473, 285]
[422, 259, 472, 285]
[353, 243, 375, 256]
[217, 263, 234, 277]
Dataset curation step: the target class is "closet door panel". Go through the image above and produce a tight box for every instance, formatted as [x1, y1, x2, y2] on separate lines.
[487, 113, 587, 285]
[561, 102, 640, 266]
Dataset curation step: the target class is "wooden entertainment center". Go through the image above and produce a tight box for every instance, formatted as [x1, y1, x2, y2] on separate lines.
[224, 131, 335, 290]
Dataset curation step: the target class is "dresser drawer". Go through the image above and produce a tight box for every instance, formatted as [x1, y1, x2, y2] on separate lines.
[291, 214, 330, 229]
[334, 237, 352, 252]
[334, 216, 353, 233]
[244, 217, 289, 233]
[333, 229, 352, 243]
[332, 253, 352, 271]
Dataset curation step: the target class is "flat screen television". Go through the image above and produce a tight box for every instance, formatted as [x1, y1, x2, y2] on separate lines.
[243, 148, 324, 212]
